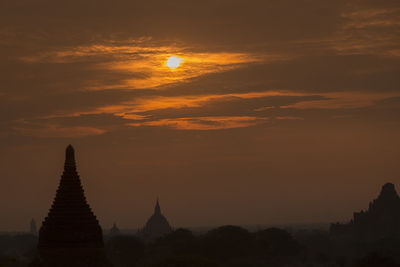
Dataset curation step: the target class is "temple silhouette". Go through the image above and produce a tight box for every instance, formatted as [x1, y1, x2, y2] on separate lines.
[30, 145, 111, 267]
[137, 198, 172, 241]
[331, 183, 400, 242]
[109, 223, 121, 236]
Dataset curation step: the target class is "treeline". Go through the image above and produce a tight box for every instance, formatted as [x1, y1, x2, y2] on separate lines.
[0, 234, 36, 267]
[107, 226, 303, 266]
[105, 226, 400, 267]
[1, 226, 400, 266]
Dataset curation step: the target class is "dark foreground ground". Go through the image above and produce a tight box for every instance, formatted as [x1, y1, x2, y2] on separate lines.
[1, 226, 400, 267]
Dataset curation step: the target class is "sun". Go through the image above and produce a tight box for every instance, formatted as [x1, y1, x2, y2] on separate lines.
[166, 56, 182, 69]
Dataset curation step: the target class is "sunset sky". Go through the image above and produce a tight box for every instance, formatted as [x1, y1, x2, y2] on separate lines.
[1, 0, 400, 231]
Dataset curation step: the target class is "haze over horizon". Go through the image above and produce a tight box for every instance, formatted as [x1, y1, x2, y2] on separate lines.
[1, 0, 400, 231]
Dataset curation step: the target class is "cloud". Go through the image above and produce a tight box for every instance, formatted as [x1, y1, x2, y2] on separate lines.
[9, 89, 398, 137]
[275, 116, 304, 120]
[33, 91, 308, 120]
[128, 116, 268, 130]
[328, 5, 400, 56]
[1, 0, 399, 138]
[281, 92, 400, 110]
[20, 41, 273, 91]
[0, 0, 347, 47]
[13, 124, 106, 138]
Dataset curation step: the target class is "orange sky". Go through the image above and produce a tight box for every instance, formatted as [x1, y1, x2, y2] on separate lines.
[0, 0, 400, 231]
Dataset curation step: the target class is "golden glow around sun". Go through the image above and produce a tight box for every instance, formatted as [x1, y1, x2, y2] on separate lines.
[166, 56, 182, 69]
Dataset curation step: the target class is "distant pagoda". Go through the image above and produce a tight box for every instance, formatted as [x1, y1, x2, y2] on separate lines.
[109, 223, 121, 237]
[137, 198, 172, 241]
[30, 219, 37, 236]
[30, 145, 111, 267]
[331, 183, 400, 242]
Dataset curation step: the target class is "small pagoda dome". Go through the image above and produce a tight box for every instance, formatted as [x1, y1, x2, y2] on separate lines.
[137, 198, 172, 241]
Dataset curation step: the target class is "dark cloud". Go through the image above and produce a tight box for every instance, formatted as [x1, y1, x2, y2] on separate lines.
[1, 0, 347, 45]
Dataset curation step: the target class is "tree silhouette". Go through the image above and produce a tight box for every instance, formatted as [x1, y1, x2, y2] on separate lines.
[151, 228, 197, 255]
[355, 252, 399, 267]
[106, 235, 145, 267]
[201, 225, 254, 260]
[254, 228, 303, 265]
[150, 255, 219, 267]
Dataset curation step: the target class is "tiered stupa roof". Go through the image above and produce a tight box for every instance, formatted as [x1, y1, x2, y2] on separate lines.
[31, 145, 111, 267]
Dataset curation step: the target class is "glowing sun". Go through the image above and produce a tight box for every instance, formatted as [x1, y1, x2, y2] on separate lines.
[166, 56, 182, 69]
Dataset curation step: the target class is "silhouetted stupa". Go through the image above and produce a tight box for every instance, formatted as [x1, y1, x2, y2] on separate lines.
[30, 219, 37, 236]
[137, 198, 172, 241]
[30, 145, 111, 267]
[331, 183, 400, 242]
[109, 223, 120, 236]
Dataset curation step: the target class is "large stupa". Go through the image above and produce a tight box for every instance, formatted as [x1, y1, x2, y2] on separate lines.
[30, 145, 111, 267]
[331, 183, 400, 242]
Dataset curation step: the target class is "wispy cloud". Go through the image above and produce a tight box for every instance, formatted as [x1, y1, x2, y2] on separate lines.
[128, 116, 268, 130]
[333, 7, 400, 56]
[281, 92, 400, 110]
[37, 91, 308, 120]
[342, 8, 400, 29]
[275, 116, 304, 120]
[13, 124, 106, 138]
[11, 89, 398, 136]
[21, 40, 272, 91]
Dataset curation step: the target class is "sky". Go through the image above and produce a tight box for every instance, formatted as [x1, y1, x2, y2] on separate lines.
[0, 0, 400, 231]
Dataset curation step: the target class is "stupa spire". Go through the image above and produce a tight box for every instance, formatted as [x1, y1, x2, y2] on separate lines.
[155, 197, 161, 215]
[64, 144, 76, 170]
